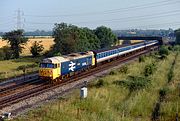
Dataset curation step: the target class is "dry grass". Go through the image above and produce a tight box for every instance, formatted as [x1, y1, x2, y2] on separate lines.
[0, 39, 8, 48]
[0, 38, 54, 55]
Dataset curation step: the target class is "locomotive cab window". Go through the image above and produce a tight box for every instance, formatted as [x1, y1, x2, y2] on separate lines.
[40, 63, 57, 68]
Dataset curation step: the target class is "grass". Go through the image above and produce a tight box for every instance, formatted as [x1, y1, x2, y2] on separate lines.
[159, 52, 180, 120]
[13, 51, 180, 121]
[0, 56, 41, 81]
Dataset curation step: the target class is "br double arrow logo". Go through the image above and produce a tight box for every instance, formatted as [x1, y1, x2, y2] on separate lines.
[69, 61, 76, 71]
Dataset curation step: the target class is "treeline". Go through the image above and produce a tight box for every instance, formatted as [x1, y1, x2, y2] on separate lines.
[114, 29, 175, 38]
[0, 29, 175, 38]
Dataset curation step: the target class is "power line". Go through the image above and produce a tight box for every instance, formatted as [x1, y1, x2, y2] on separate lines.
[24, 9, 180, 25]
[24, 0, 180, 18]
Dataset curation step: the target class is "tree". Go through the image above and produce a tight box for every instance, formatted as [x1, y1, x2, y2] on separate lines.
[94, 26, 118, 48]
[82, 27, 100, 50]
[52, 23, 100, 55]
[0, 46, 13, 60]
[175, 29, 180, 45]
[30, 41, 44, 57]
[53, 23, 78, 55]
[2, 30, 28, 58]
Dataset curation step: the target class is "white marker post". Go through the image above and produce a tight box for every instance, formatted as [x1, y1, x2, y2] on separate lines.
[80, 81, 88, 99]
[80, 87, 87, 99]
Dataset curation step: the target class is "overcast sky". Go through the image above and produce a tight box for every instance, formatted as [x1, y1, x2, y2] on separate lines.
[0, 0, 180, 32]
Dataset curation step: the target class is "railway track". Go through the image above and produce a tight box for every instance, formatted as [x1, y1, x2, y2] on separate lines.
[0, 79, 44, 97]
[0, 48, 156, 110]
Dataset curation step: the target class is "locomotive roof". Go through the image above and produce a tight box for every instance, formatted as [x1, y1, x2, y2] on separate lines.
[42, 51, 93, 63]
[93, 41, 145, 53]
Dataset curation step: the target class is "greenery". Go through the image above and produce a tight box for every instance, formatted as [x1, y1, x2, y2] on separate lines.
[30, 41, 44, 57]
[94, 26, 117, 48]
[2, 29, 28, 59]
[0, 57, 41, 81]
[175, 28, 180, 45]
[114, 76, 151, 93]
[0, 46, 13, 60]
[144, 62, 156, 77]
[159, 45, 169, 59]
[14, 51, 178, 121]
[118, 65, 128, 74]
[51, 23, 117, 55]
[139, 55, 145, 62]
[16, 64, 38, 71]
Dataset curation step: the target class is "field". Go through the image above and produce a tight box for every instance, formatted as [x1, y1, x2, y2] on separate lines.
[0, 57, 41, 81]
[14, 50, 180, 121]
[0, 37, 54, 80]
[0, 38, 54, 55]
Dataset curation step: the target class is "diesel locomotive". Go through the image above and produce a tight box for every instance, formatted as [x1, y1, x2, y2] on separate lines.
[39, 40, 159, 82]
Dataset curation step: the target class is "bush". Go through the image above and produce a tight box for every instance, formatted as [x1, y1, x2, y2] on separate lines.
[113, 76, 151, 93]
[0, 46, 13, 60]
[118, 65, 128, 74]
[139, 56, 145, 63]
[96, 79, 108, 87]
[159, 87, 169, 101]
[109, 70, 118, 75]
[144, 62, 157, 77]
[173, 45, 180, 51]
[159, 46, 169, 59]
[30, 41, 44, 57]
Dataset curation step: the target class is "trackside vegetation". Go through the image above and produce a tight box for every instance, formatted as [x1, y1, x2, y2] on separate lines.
[14, 46, 180, 121]
[0, 57, 41, 81]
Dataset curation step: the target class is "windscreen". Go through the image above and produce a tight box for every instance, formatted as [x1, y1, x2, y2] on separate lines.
[40, 63, 55, 68]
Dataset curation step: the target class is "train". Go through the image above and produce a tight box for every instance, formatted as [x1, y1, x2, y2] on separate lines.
[39, 40, 159, 82]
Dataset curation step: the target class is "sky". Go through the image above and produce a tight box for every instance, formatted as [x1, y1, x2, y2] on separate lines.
[0, 0, 180, 32]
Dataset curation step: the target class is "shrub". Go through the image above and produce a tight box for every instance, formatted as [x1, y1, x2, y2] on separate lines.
[139, 56, 145, 62]
[159, 87, 169, 101]
[159, 46, 169, 59]
[30, 41, 44, 57]
[118, 65, 128, 74]
[113, 76, 151, 93]
[109, 70, 118, 75]
[96, 79, 108, 87]
[144, 62, 157, 77]
[0, 46, 13, 60]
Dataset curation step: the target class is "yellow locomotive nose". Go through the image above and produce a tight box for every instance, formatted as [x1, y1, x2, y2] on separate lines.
[39, 69, 53, 78]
